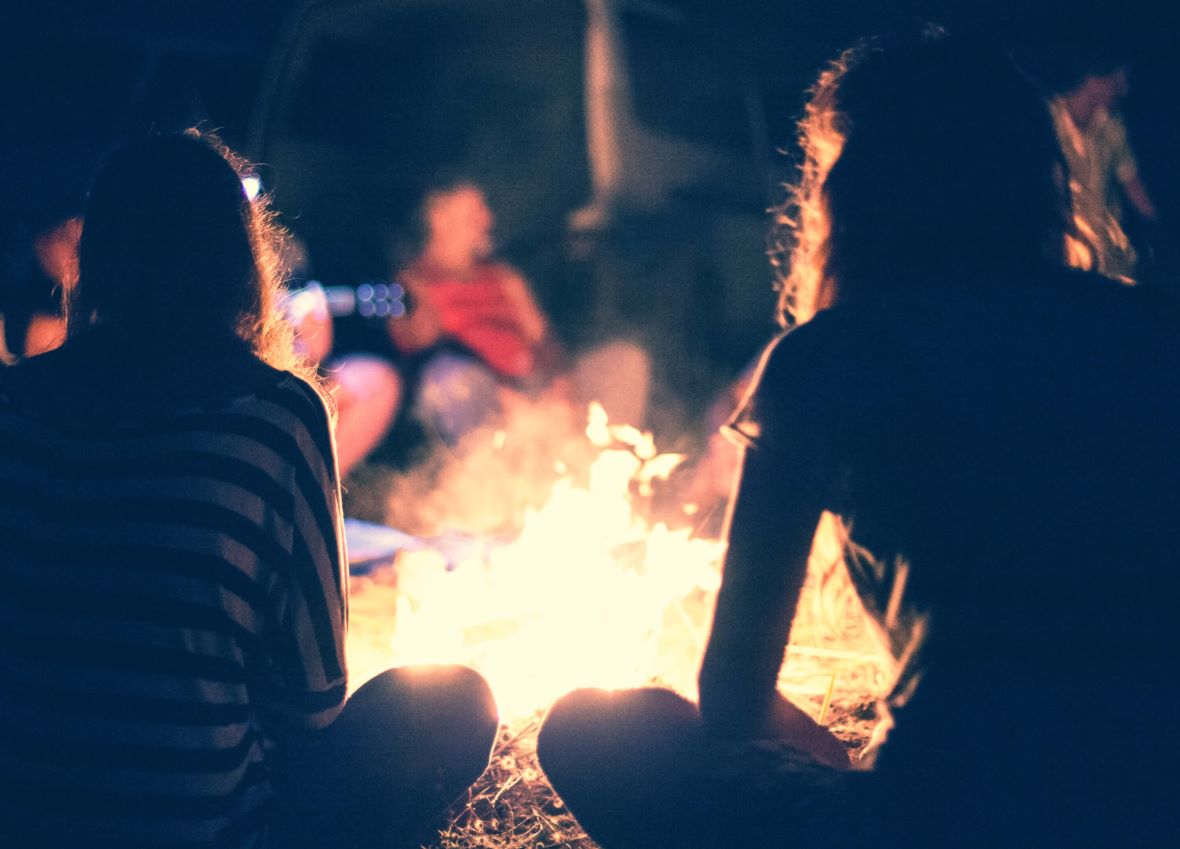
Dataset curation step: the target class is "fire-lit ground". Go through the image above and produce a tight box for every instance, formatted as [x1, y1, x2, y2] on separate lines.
[344, 400, 895, 848]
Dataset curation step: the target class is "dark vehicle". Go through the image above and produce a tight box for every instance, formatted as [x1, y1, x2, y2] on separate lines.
[250, 0, 813, 423]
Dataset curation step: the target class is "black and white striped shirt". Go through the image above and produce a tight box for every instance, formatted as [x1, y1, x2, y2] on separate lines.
[0, 333, 348, 848]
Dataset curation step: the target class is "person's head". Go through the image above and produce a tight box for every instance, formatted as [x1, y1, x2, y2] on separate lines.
[413, 177, 495, 270]
[68, 131, 296, 368]
[1064, 65, 1130, 127]
[775, 30, 1071, 326]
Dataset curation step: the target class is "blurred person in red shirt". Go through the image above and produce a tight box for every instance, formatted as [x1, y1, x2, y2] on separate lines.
[390, 178, 648, 445]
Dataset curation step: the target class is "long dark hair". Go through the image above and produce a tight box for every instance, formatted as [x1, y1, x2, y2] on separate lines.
[67, 131, 298, 371]
[774, 30, 1073, 326]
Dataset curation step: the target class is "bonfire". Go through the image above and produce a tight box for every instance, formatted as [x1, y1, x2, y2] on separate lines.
[345, 399, 897, 848]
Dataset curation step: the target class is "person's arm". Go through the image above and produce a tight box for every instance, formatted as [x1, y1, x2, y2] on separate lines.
[1111, 117, 1158, 221]
[386, 272, 444, 354]
[1122, 174, 1157, 222]
[284, 283, 334, 366]
[698, 449, 849, 769]
[497, 265, 549, 346]
[265, 378, 349, 736]
[496, 263, 571, 381]
[698, 334, 850, 769]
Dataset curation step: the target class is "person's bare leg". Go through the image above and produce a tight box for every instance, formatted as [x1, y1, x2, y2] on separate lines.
[327, 355, 402, 477]
[275, 665, 499, 849]
[537, 687, 701, 849]
[537, 687, 860, 849]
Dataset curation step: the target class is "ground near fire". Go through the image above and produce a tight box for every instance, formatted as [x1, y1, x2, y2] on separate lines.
[342, 395, 894, 848]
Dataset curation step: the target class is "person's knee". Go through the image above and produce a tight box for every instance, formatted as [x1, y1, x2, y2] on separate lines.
[418, 664, 499, 737]
[392, 665, 498, 756]
[538, 687, 697, 784]
[356, 665, 497, 725]
[327, 356, 403, 475]
[537, 688, 609, 787]
[332, 355, 402, 414]
[360, 357, 403, 411]
[413, 665, 499, 784]
[539, 688, 608, 742]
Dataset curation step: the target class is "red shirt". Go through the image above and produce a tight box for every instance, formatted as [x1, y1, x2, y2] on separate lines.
[419, 263, 540, 378]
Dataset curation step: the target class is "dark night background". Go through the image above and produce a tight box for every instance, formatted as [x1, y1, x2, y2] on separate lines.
[4, 0, 1179, 428]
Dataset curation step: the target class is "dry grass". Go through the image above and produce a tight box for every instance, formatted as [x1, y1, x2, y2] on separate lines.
[418, 699, 879, 849]
[430, 714, 594, 849]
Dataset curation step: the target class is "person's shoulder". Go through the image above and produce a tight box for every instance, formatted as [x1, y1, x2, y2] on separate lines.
[201, 361, 337, 474]
[228, 363, 337, 472]
[493, 258, 521, 272]
[483, 260, 527, 285]
[240, 363, 332, 429]
[768, 306, 856, 344]
[1094, 106, 1129, 137]
[749, 310, 861, 396]
[0, 342, 88, 414]
[763, 306, 874, 362]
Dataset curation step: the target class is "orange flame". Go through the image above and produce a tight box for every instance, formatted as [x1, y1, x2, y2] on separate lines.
[348, 403, 896, 737]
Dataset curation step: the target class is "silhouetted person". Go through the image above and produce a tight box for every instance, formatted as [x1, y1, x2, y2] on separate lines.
[0, 132, 497, 849]
[538, 32, 1180, 849]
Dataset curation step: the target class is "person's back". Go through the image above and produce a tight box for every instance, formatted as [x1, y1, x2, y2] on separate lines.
[752, 268, 1180, 844]
[0, 329, 346, 848]
[0, 131, 349, 849]
[0, 132, 502, 849]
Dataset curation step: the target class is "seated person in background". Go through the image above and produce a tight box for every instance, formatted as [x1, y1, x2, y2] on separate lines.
[282, 236, 402, 479]
[0, 131, 497, 849]
[1049, 57, 1157, 279]
[537, 31, 1180, 849]
[389, 177, 649, 444]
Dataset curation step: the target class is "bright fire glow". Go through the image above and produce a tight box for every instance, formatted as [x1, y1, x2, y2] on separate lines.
[385, 404, 722, 718]
[241, 175, 262, 201]
[348, 403, 897, 735]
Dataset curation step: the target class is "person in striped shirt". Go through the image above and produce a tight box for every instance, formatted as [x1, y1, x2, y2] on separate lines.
[0, 132, 498, 848]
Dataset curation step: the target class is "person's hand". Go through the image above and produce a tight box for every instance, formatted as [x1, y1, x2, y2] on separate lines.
[283, 283, 333, 365]
[387, 279, 443, 352]
[763, 693, 851, 770]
